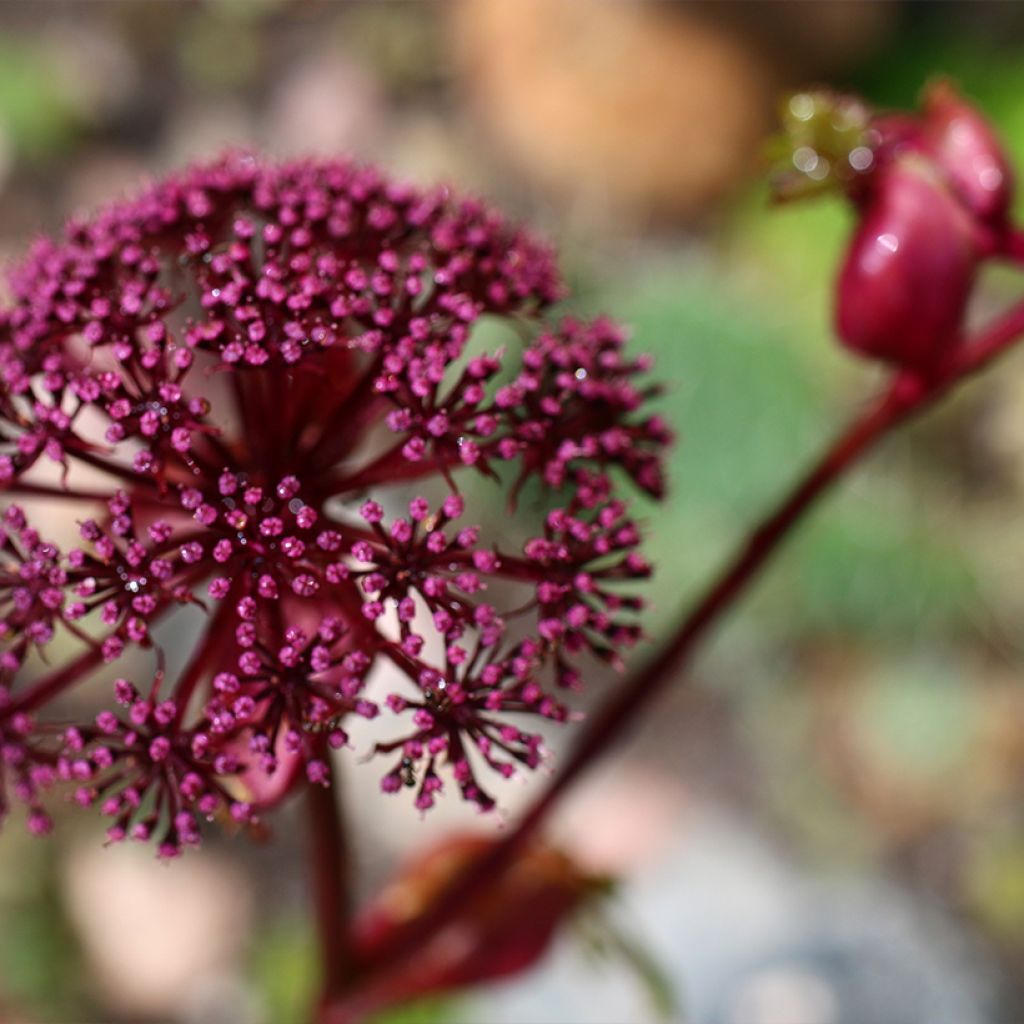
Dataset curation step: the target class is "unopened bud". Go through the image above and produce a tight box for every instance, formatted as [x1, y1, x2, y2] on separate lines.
[836, 158, 979, 370]
[922, 80, 1013, 227]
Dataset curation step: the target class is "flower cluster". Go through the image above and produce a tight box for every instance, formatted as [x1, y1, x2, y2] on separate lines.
[61, 681, 251, 857]
[2, 506, 68, 669]
[0, 154, 667, 854]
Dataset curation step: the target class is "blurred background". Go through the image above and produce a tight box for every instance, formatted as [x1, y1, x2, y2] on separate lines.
[4, 2, 1024, 1022]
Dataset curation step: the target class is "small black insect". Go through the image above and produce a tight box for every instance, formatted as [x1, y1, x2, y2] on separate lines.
[302, 715, 346, 736]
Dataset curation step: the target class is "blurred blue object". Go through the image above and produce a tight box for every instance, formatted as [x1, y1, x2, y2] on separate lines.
[481, 805, 997, 1024]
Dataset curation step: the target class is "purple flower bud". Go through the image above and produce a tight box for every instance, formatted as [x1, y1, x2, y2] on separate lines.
[922, 80, 1013, 227]
[836, 158, 979, 370]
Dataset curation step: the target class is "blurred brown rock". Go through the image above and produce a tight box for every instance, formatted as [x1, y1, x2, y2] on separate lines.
[64, 149, 152, 215]
[449, 0, 774, 225]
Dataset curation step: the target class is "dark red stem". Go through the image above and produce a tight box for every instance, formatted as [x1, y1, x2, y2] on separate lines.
[997, 226, 1024, 265]
[8, 644, 107, 714]
[1, 482, 112, 502]
[308, 748, 355, 1018]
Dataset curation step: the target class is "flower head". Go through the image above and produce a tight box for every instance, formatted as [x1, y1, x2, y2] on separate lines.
[61, 681, 251, 857]
[0, 154, 667, 852]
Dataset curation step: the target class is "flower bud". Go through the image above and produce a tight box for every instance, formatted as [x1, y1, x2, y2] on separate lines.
[922, 80, 1013, 227]
[327, 835, 606, 1021]
[836, 157, 979, 370]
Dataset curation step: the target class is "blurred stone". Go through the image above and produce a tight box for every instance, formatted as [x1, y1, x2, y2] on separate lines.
[179, 973, 265, 1024]
[726, 965, 840, 1024]
[549, 766, 687, 875]
[338, 5, 443, 96]
[178, 6, 266, 93]
[379, 110, 484, 191]
[63, 841, 253, 1019]
[479, 805, 996, 1024]
[63, 149, 151, 215]
[265, 49, 384, 158]
[979, 365, 1024, 494]
[162, 101, 257, 166]
[449, 0, 773, 225]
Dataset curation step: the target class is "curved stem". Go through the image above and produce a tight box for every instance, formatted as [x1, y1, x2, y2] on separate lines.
[342, 297, 1024, 987]
[8, 642, 107, 714]
[64, 447, 162, 489]
[322, 445, 462, 498]
[0, 482, 112, 503]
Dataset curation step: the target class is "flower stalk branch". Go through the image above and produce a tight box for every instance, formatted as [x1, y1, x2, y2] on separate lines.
[308, 749, 355, 1011]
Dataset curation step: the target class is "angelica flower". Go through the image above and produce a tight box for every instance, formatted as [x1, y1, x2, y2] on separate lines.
[0, 154, 667, 852]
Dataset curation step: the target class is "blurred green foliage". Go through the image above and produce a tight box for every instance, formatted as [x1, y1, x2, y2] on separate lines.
[855, 659, 980, 779]
[0, 37, 77, 161]
[249, 916, 459, 1024]
[969, 826, 1024, 940]
[250, 916, 319, 1024]
[599, 262, 979, 650]
[0, 825, 88, 1020]
[371, 997, 461, 1024]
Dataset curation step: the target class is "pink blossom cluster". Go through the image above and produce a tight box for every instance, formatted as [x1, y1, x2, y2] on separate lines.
[0, 155, 668, 854]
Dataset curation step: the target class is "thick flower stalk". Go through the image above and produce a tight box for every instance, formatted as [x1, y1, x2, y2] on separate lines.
[0, 155, 669, 854]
